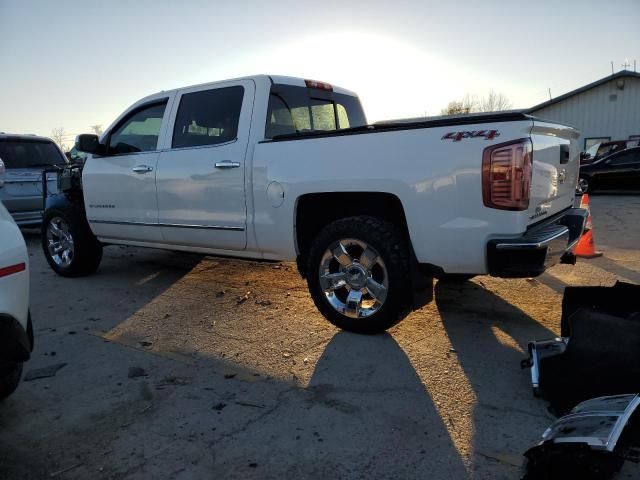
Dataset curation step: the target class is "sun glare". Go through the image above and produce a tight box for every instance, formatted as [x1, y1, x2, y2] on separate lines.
[218, 31, 494, 122]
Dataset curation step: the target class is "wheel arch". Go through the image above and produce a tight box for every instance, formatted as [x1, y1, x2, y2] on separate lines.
[294, 191, 433, 310]
[294, 192, 410, 267]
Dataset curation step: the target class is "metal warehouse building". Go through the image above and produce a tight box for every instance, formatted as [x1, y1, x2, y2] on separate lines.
[528, 70, 640, 151]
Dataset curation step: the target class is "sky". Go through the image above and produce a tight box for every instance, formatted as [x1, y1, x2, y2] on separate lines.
[1, 0, 639, 147]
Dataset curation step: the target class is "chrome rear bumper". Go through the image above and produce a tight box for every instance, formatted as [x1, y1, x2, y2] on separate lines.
[487, 208, 588, 277]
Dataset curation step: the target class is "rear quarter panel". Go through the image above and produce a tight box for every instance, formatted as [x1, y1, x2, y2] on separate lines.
[251, 120, 535, 274]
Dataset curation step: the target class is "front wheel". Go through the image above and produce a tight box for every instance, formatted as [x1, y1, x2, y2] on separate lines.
[42, 208, 103, 277]
[307, 216, 412, 334]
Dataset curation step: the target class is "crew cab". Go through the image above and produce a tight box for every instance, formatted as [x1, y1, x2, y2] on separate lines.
[42, 75, 586, 333]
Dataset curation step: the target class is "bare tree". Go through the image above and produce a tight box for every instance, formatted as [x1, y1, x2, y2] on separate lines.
[90, 124, 103, 136]
[51, 127, 68, 151]
[478, 90, 512, 112]
[440, 91, 512, 116]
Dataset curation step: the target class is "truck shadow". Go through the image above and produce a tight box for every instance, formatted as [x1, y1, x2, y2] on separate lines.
[434, 279, 558, 471]
[304, 331, 470, 478]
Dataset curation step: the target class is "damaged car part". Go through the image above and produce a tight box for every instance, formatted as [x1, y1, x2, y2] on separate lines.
[522, 283, 640, 414]
[523, 394, 640, 480]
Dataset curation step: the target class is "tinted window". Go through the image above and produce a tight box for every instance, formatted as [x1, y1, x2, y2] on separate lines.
[609, 150, 640, 166]
[265, 85, 366, 138]
[172, 86, 244, 149]
[109, 102, 167, 154]
[0, 140, 66, 168]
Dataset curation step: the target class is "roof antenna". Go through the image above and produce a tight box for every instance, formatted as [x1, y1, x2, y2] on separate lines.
[611, 61, 614, 74]
[548, 88, 552, 100]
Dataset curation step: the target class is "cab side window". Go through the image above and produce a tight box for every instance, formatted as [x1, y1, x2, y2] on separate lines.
[172, 86, 244, 149]
[109, 102, 167, 154]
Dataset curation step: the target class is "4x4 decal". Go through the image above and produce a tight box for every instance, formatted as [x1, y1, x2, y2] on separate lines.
[442, 130, 500, 142]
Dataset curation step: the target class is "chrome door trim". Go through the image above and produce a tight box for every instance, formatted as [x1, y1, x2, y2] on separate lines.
[88, 219, 244, 231]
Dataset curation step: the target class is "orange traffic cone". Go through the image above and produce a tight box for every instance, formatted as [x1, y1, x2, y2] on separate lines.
[575, 194, 603, 258]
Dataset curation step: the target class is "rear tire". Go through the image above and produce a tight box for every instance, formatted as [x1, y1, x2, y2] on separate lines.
[0, 362, 23, 401]
[307, 216, 412, 334]
[42, 207, 103, 277]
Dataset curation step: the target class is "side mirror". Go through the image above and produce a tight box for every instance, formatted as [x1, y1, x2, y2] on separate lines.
[579, 152, 591, 162]
[75, 134, 104, 155]
[0, 158, 5, 188]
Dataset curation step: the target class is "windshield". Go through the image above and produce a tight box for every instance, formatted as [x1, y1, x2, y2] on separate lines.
[0, 140, 67, 169]
[265, 85, 367, 138]
[584, 143, 600, 158]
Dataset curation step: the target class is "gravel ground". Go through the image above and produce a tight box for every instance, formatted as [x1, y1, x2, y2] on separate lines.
[1, 194, 639, 479]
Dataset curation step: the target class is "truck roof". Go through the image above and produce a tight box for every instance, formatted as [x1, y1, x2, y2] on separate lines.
[0, 132, 56, 143]
[137, 75, 358, 105]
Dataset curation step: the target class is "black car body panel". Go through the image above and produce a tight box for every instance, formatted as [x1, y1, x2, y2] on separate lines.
[579, 147, 640, 192]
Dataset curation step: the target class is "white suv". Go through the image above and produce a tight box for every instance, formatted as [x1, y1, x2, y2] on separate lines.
[0, 183, 32, 400]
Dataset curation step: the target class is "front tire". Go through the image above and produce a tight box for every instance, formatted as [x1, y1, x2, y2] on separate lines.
[307, 216, 412, 334]
[0, 362, 23, 401]
[42, 207, 103, 277]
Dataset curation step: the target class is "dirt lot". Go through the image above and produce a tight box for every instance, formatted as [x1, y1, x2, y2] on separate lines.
[1, 194, 639, 479]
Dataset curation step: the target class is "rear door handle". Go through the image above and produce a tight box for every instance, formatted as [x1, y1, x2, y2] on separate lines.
[132, 165, 153, 173]
[215, 160, 241, 169]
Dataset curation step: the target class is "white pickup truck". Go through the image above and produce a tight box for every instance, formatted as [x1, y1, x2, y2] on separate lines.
[42, 75, 586, 333]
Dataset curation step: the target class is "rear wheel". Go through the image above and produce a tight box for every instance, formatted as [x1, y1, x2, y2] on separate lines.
[0, 362, 23, 401]
[307, 216, 412, 334]
[42, 208, 103, 277]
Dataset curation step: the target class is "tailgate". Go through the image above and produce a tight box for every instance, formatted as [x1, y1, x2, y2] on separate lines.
[1, 168, 58, 216]
[527, 120, 580, 225]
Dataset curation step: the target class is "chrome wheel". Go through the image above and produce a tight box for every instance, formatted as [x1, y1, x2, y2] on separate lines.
[318, 238, 389, 319]
[576, 177, 589, 194]
[46, 216, 75, 268]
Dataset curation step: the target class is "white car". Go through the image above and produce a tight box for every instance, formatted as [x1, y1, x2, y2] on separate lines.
[42, 75, 586, 333]
[0, 176, 32, 400]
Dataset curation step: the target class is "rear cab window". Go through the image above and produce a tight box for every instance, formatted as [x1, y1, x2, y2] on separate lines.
[0, 139, 67, 169]
[265, 84, 366, 139]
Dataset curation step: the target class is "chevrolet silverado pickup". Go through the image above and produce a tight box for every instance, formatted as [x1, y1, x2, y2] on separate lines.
[42, 75, 586, 333]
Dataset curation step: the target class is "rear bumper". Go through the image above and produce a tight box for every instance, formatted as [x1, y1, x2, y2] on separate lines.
[487, 208, 588, 278]
[10, 209, 43, 226]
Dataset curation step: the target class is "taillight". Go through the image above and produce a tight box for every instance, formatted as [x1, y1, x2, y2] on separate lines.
[304, 79, 333, 91]
[482, 138, 533, 211]
[0, 263, 26, 278]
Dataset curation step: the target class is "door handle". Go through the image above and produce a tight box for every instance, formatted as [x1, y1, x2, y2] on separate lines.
[132, 165, 153, 173]
[215, 160, 241, 169]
